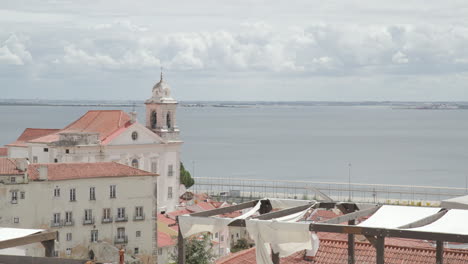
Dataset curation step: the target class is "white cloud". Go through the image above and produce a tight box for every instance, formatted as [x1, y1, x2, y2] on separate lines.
[392, 51, 409, 64]
[0, 35, 32, 65]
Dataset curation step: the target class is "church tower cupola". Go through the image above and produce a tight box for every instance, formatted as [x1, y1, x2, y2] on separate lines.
[145, 71, 180, 141]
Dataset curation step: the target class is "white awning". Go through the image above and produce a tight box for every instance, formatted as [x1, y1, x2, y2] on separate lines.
[358, 205, 441, 228]
[441, 195, 468, 210]
[0, 227, 44, 242]
[411, 209, 468, 234]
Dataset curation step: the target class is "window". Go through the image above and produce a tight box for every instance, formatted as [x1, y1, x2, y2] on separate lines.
[84, 209, 92, 221]
[168, 187, 173, 199]
[53, 213, 61, 224]
[66, 233, 72, 241]
[158, 248, 162, 255]
[168, 164, 174, 176]
[103, 208, 111, 220]
[14, 217, 19, 223]
[11, 191, 18, 203]
[136, 231, 141, 237]
[166, 112, 171, 128]
[65, 212, 73, 224]
[54, 187, 60, 197]
[131, 159, 139, 168]
[91, 230, 98, 242]
[135, 206, 144, 220]
[131, 131, 138, 141]
[89, 187, 95, 200]
[110, 185, 116, 198]
[11, 177, 16, 183]
[151, 111, 157, 129]
[69, 188, 76, 201]
[221, 235, 224, 242]
[117, 227, 125, 238]
[32, 156, 38, 163]
[151, 161, 158, 173]
[54, 158, 58, 163]
[215, 232, 218, 239]
[44, 148, 49, 152]
[20, 192, 25, 199]
[236, 233, 239, 238]
[65, 149, 70, 154]
[134, 248, 139, 254]
[66, 248, 71, 256]
[117, 208, 126, 219]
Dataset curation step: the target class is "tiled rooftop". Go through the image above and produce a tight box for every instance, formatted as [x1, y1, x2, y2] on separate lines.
[0, 147, 8, 157]
[0, 158, 24, 175]
[217, 239, 468, 264]
[27, 162, 156, 181]
[6, 128, 60, 147]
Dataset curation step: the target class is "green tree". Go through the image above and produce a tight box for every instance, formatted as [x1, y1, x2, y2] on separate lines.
[230, 238, 249, 253]
[180, 162, 195, 188]
[171, 234, 215, 264]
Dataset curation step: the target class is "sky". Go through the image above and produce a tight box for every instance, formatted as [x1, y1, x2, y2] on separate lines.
[1, 0, 468, 101]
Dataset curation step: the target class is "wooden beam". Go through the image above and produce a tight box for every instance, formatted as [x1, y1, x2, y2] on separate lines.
[376, 236, 385, 264]
[309, 223, 468, 243]
[348, 219, 355, 264]
[365, 235, 378, 248]
[397, 209, 448, 229]
[254, 203, 314, 220]
[436, 240, 443, 264]
[177, 226, 185, 264]
[0, 231, 56, 250]
[190, 200, 259, 217]
[322, 206, 381, 225]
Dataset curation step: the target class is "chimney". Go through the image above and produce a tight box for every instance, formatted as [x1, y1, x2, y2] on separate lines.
[129, 111, 137, 124]
[38, 165, 48, 181]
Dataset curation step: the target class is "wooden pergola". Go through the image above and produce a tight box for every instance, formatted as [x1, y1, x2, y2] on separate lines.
[177, 199, 468, 264]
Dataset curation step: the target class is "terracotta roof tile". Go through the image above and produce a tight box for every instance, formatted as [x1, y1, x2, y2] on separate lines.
[0, 158, 24, 175]
[217, 239, 468, 264]
[6, 128, 60, 147]
[158, 231, 177, 248]
[27, 162, 156, 181]
[30, 110, 132, 144]
[0, 147, 7, 157]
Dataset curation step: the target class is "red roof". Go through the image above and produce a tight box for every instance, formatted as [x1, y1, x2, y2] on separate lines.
[158, 231, 177, 248]
[7, 128, 60, 147]
[0, 158, 24, 175]
[217, 239, 468, 264]
[28, 162, 156, 181]
[0, 147, 7, 157]
[30, 110, 132, 144]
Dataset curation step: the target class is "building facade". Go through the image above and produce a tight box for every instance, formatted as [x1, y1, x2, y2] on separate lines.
[6, 76, 182, 212]
[0, 159, 158, 263]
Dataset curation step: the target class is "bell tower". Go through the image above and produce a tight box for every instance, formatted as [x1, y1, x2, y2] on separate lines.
[145, 71, 180, 141]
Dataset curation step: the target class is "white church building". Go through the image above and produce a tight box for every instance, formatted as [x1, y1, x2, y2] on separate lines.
[6, 74, 183, 213]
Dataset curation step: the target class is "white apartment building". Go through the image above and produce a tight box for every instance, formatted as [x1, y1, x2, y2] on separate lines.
[5, 74, 182, 212]
[0, 159, 158, 263]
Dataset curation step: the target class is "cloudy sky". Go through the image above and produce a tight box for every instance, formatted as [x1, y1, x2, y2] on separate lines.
[1, 0, 468, 101]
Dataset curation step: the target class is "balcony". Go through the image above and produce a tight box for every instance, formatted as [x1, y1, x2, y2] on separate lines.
[83, 217, 95, 225]
[114, 235, 128, 244]
[64, 220, 74, 226]
[102, 217, 113, 224]
[50, 220, 63, 228]
[115, 215, 128, 222]
[11, 199, 18, 204]
[133, 213, 145, 221]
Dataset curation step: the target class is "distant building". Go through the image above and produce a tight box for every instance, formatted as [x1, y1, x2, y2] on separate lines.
[0, 158, 158, 263]
[5, 74, 182, 212]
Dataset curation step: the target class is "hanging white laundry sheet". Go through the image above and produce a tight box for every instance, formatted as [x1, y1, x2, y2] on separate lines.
[275, 203, 315, 222]
[178, 216, 233, 238]
[410, 209, 468, 234]
[358, 205, 441, 228]
[232, 200, 262, 221]
[268, 198, 313, 209]
[246, 220, 312, 264]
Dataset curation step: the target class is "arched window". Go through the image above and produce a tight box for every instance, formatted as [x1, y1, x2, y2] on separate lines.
[151, 111, 157, 129]
[166, 112, 171, 129]
[131, 159, 139, 168]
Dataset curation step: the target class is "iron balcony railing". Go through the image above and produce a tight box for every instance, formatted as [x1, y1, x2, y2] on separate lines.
[134, 213, 145, 221]
[115, 215, 128, 222]
[50, 220, 63, 228]
[114, 235, 128, 244]
[102, 216, 113, 224]
[64, 219, 74, 226]
[83, 217, 95, 225]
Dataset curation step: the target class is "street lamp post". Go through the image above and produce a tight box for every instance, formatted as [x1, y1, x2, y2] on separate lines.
[348, 163, 352, 202]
